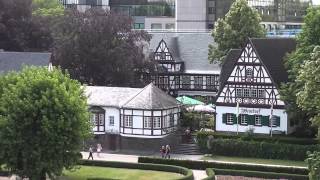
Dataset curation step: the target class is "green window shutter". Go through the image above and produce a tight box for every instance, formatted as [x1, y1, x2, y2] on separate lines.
[222, 113, 227, 124]
[248, 115, 255, 125]
[232, 114, 237, 124]
[276, 116, 280, 126]
[261, 115, 269, 126]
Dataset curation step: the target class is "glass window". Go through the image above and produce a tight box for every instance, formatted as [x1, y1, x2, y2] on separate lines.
[153, 117, 161, 128]
[194, 76, 203, 89]
[182, 76, 191, 89]
[240, 114, 247, 124]
[258, 89, 265, 98]
[255, 115, 261, 125]
[165, 23, 175, 29]
[99, 114, 104, 125]
[151, 23, 162, 29]
[227, 114, 233, 124]
[236, 88, 243, 97]
[109, 116, 114, 126]
[251, 89, 257, 98]
[144, 117, 152, 128]
[244, 88, 250, 97]
[124, 115, 132, 127]
[208, 7, 215, 14]
[134, 23, 145, 29]
[169, 113, 174, 127]
[246, 68, 253, 82]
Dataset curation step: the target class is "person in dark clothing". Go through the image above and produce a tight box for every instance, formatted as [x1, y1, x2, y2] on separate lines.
[165, 145, 171, 159]
[88, 146, 94, 160]
[160, 146, 166, 158]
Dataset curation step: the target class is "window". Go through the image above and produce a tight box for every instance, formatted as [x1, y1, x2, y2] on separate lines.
[251, 89, 257, 98]
[153, 117, 161, 128]
[99, 114, 105, 125]
[258, 89, 265, 98]
[165, 23, 175, 29]
[182, 76, 191, 89]
[255, 115, 261, 125]
[246, 68, 253, 82]
[175, 76, 180, 89]
[134, 23, 144, 29]
[240, 114, 247, 124]
[270, 115, 277, 127]
[144, 117, 152, 128]
[227, 114, 233, 124]
[244, 88, 250, 97]
[151, 23, 162, 29]
[208, 7, 215, 14]
[109, 116, 114, 126]
[236, 88, 243, 97]
[206, 76, 216, 90]
[194, 76, 203, 89]
[169, 113, 174, 127]
[162, 116, 168, 128]
[124, 115, 133, 127]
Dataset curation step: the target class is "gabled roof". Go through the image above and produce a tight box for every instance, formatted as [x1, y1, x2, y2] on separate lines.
[85, 84, 179, 109]
[0, 51, 51, 74]
[122, 83, 179, 109]
[149, 33, 220, 74]
[216, 38, 296, 101]
[218, 49, 242, 91]
[250, 38, 296, 86]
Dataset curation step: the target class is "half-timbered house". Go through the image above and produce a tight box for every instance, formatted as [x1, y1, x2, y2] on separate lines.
[149, 33, 220, 103]
[215, 38, 296, 134]
[85, 83, 181, 151]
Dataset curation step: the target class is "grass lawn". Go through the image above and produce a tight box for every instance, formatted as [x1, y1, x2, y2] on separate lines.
[201, 155, 307, 167]
[59, 165, 183, 180]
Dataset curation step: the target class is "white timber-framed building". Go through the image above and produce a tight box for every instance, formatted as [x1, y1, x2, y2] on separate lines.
[215, 38, 297, 135]
[85, 83, 181, 151]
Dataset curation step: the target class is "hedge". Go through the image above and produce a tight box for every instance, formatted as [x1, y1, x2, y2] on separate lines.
[198, 138, 319, 161]
[138, 157, 308, 175]
[80, 160, 194, 180]
[202, 168, 215, 180]
[196, 131, 318, 145]
[211, 168, 308, 180]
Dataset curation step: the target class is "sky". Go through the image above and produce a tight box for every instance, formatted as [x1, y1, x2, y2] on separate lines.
[313, 0, 320, 5]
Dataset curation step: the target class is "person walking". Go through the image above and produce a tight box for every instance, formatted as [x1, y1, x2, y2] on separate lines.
[88, 146, 94, 160]
[160, 146, 166, 158]
[97, 143, 102, 157]
[165, 145, 171, 159]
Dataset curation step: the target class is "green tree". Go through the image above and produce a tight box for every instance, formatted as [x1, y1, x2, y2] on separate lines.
[53, 8, 153, 87]
[0, 67, 92, 180]
[280, 7, 320, 137]
[208, 0, 265, 64]
[32, 0, 64, 16]
[306, 151, 320, 180]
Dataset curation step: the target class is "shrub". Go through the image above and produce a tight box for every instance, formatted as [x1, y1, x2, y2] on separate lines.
[203, 168, 215, 180]
[201, 138, 319, 161]
[212, 168, 308, 180]
[80, 160, 194, 180]
[197, 131, 318, 145]
[306, 151, 320, 180]
[138, 157, 308, 175]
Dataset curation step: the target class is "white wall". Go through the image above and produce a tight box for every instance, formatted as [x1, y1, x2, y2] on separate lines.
[216, 106, 288, 134]
[103, 107, 120, 134]
[145, 17, 175, 30]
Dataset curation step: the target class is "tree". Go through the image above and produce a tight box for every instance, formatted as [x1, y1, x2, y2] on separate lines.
[280, 7, 320, 137]
[53, 8, 153, 87]
[0, 67, 92, 180]
[0, 0, 53, 51]
[32, 0, 64, 17]
[208, 0, 265, 64]
[306, 151, 320, 180]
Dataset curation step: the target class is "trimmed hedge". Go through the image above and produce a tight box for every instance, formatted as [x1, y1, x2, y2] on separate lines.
[212, 168, 308, 180]
[198, 138, 319, 161]
[80, 160, 194, 180]
[197, 131, 318, 145]
[202, 168, 215, 180]
[138, 157, 308, 175]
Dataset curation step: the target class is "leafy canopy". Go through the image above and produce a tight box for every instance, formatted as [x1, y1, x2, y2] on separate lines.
[280, 7, 320, 137]
[208, 0, 265, 64]
[32, 0, 64, 16]
[0, 67, 92, 180]
[53, 8, 153, 87]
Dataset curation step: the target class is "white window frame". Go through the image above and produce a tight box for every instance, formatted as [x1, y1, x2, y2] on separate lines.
[240, 114, 247, 125]
[251, 89, 257, 98]
[153, 116, 161, 128]
[236, 88, 243, 97]
[244, 88, 250, 98]
[144, 116, 152, 129]
[255, 115, 261, 125]
[258, 89, 265, 98]
[124, 115, 133, 127]
[99, 114, 105, 126]
[227, 114, 233, 124]
[109, 116, 114, 126]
